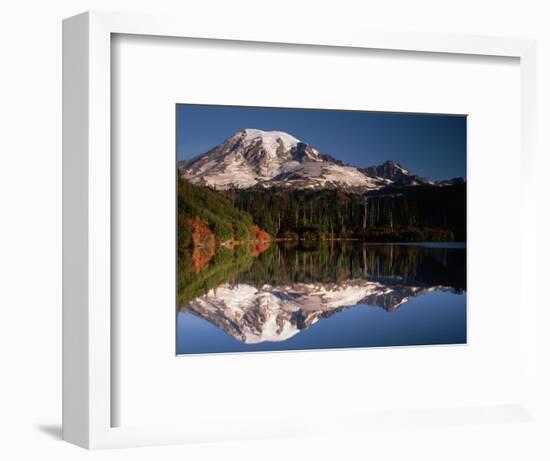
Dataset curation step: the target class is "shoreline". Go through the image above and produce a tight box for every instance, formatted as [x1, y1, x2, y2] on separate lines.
[187, 238, 465, 251]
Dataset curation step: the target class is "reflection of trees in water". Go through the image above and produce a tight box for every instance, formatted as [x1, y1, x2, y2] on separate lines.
[178, 245, 254, 308]
[237, 241, 466, 291]
[177, 241, 466, 310]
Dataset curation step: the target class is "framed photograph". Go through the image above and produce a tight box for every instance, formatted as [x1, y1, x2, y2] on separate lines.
[63, 11, 538, 449]
[176, 104, 467, 355]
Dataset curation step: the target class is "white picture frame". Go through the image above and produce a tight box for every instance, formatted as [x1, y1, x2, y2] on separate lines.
[62, 10, 538, 449]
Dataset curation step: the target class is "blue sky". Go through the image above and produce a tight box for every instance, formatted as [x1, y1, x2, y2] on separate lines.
[176, 104, 466, 181]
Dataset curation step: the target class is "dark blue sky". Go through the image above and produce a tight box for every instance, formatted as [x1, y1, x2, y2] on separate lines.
[176, 104, 466, 181]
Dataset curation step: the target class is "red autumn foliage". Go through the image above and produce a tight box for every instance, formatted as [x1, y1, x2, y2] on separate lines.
[188, 218, 215, 247]
[250, 241, 270, 257]
[250, 224, 270, 242]
[190, 246, 215, 272]
[188, 218, 216, 272]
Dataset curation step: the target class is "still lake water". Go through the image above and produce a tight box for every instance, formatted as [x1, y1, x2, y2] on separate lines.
[177, 241, 466, 355]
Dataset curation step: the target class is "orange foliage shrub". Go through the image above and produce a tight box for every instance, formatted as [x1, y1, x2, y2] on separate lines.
[250, 224, 270, 242]
[187, 218, 216, 272]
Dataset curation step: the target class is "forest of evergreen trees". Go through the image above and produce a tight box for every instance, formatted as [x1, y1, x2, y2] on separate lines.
[227, 183, 466, 242]
[178, 175, 466, 248]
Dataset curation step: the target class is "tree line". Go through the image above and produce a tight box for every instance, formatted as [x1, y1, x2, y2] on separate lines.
[228, 183, 466, 242]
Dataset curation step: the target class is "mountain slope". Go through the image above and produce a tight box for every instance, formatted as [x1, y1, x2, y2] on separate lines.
[180, 129, 307, 189]
[177, 176, 267, 251]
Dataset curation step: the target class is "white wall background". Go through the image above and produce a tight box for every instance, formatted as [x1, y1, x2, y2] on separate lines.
[0, 1, 548, 460]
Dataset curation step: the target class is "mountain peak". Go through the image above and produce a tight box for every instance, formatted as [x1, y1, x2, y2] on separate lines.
[359, 160, 437, 187]
[382, 159, 409, 173]
[235, 128, 301, 151]
[181, 128, 315, 189]
[363, 160, 410, 180]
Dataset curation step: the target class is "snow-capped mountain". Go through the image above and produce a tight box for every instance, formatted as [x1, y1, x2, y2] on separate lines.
[179, 129, 385, 190]
[183, 280, 457, 344]
[179, 128, 458, 191]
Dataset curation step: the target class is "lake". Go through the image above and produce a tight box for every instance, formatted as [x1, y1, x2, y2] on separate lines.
[177, 240, 466, 355]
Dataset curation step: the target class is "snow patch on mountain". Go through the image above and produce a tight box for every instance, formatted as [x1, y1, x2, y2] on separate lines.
[240, 128, 301, 154]
[260, 160, 382, 190]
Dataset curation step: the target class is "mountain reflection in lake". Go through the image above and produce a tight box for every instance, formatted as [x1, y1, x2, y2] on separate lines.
[177, 241, 466, 354]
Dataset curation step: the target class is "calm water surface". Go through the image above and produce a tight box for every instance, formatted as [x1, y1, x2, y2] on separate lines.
[177, 241, 466, 354]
